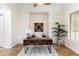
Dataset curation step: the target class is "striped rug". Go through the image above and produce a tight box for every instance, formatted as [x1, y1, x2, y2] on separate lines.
[17, 45, 58, 56]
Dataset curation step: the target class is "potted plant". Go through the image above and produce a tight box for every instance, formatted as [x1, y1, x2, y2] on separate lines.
[52, 22, 67, 45]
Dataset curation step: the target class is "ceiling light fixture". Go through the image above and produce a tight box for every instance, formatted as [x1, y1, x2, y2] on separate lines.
[33, 3, 51, 7]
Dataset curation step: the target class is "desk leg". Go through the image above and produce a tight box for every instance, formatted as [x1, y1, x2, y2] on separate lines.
[24, 45, 29, 54]
[47, 45, 51, 53]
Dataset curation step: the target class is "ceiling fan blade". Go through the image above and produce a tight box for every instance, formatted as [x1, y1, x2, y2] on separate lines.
[33, 3, 38, 7]
[43, 3, 51, 5]
[33, 3, 51, 7]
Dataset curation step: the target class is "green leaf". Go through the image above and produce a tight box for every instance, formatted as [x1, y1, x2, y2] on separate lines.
[55, 22, 59, 24]
[54, 34, 58, 36]
[60, 34, 66, 37]
[53, 31, 58, 33]
[52, 28, 58, 30]
[60, 25, 65, 27]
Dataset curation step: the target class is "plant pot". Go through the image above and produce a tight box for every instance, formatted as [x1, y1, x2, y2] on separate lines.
[58, 39, 65, 47]
[58, 40, 61, 46]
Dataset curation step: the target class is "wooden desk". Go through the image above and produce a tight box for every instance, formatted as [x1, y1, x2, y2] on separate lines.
[23, 37, 53, 54]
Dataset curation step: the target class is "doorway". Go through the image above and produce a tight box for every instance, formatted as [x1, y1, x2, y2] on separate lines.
[0, 14, 4, 47]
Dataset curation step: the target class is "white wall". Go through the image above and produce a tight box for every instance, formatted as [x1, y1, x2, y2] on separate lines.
[10, 4, 20, 48]
[29, 13, 48, 35]
[17, 3, 62, 43]
[61, 3, 79, 54]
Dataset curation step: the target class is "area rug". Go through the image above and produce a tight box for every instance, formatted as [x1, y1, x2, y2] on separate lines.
[17, 45, 58, 56]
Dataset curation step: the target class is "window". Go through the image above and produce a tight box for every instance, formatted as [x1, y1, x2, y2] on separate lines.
[70, 11, 79, 41]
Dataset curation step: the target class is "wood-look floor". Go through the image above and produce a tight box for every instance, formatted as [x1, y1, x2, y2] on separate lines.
[0, 44, 79, 56]
[53, 44, 79, 56]
[0, 44, 24, 56]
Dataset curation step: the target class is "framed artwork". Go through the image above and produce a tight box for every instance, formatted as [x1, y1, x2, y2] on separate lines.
[34, 23, 43, 32]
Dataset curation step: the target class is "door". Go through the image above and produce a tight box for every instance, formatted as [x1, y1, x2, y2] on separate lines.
[0, 14, 4, 47]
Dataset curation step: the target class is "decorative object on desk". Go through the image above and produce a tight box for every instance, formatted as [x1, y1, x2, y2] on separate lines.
[42, 34, 46, 37]
[52, 22, 67, 46]
[27, 33, 31, 39]
[31, 34, 36, 38]
[25, 29, 31, 39]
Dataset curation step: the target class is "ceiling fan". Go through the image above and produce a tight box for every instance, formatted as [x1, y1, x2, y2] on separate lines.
[33, 3, 51, 7]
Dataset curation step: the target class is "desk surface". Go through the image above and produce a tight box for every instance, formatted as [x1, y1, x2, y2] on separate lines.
[27, 37, 51, 40]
